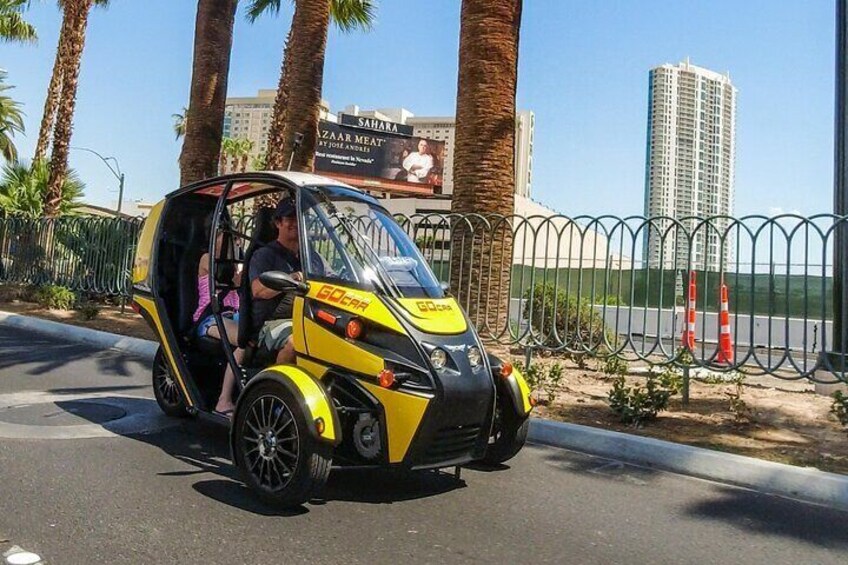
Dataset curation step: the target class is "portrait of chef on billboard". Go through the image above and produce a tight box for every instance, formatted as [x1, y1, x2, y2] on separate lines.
[402, 139, 435, 183]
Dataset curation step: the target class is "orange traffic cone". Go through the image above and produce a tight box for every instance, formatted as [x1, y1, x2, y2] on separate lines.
[717, 282, 734, 364]
[681, 271, 696, 350]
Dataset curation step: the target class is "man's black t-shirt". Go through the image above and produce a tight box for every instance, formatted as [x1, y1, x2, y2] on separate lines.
[248, 241, 301, 336]
[248, 241, 326, 336]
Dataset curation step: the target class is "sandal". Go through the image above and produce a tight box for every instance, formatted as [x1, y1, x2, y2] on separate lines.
[213, 408, 234, 420]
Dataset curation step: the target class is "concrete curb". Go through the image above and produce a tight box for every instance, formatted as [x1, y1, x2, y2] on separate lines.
[3, 310, 847, 511]
[0, 311, 158, 360]
[528, 418, 848, 512]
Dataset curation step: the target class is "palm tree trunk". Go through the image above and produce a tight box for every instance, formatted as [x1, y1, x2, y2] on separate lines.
[279, 0, 330, 173]
[33, 4, 73, 164]
[179, 0, 238, 186]
[265, 28, 293, 171]
[44, 0, 93, 218]
[449, 0, 522, 338]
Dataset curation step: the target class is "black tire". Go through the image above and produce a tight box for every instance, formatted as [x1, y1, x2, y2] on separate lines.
[233, 380, 332, 508]
[152, 346, 190, 418]
[482, 396, 529, 465]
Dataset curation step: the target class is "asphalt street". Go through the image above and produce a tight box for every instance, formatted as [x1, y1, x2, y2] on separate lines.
[0, 325, 847, 564]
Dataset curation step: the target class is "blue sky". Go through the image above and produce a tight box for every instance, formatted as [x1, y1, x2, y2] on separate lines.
[0, 0, 836, 217]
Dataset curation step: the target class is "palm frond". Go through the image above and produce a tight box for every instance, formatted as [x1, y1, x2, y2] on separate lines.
[244, 0, 282, 23]
[330, 0, 376, 33]
[0, 0, 37, 43]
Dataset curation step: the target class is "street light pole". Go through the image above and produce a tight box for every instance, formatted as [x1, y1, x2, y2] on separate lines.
[827, 0, 848, 378]
[69, 146, 125, 214]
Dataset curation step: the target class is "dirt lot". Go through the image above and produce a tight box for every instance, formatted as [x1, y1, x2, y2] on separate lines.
[2, 292, 847, 475]
[486, 345, 848, 475]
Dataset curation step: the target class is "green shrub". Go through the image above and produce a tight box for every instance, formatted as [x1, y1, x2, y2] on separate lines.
[608, 371, 680, 426]
[832, 391, 848, 431]
[602, 356, 629, 378]
[518, 361, 565, 405]
[34, 285, 76, 310]
[523, 283, 612, 352]
[75, 301, 100, 321]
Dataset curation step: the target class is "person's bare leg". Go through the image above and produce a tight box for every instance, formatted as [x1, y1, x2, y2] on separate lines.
[215, 348, 242, 415]
[206, 318, 239, 346]
[275, 337, 296, 364]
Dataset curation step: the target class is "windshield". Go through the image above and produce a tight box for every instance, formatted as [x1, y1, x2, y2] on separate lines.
[301, 189, 445, 299]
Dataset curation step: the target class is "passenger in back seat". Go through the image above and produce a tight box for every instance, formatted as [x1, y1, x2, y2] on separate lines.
[194, 218, 242, 418]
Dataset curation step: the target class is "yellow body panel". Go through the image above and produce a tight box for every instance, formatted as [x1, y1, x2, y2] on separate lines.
[292, 297, 307, 354]
[132, 200, 164, 286]
[266, 366, 337, 442]
[133, 294, 194, 408]
[307, 282, 404, 333]
[296, 357, 328, 379]
[510, 366, 533, 414]
[361, 382, 431, 463]
[303, 318, 383, 376]
[396, 298, 467, 334]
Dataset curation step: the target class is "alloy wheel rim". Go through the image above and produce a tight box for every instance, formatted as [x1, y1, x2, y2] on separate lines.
[242, 395, 299, 491]
[154, 357, 180, 406]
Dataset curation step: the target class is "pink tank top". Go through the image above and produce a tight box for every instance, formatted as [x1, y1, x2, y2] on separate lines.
[193, 276, 239, 322]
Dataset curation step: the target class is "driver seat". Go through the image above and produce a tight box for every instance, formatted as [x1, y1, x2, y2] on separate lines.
[238, 207, 278, 367]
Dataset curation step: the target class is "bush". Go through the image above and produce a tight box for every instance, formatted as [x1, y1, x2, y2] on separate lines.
[34, 285, 76, 310]
[601, 356, 629, 378]
[832, 391, 848, 431]
[608, 371, 681, 426]
[518, 360, 565, 405]
[75, 301, 100, 321]
[523, 283, 612, 352]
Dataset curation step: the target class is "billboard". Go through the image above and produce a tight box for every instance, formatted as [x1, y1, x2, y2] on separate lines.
[314, 120, 445, 188]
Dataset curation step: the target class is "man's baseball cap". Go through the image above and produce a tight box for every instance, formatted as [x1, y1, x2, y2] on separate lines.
[274, 198, 296, 219]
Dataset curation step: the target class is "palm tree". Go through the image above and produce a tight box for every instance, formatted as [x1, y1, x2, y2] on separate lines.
[44, 0, 95, 217]
[219, 136, 238, 175]
[0, 159, 83, 218]
[179, 0, 238, 186]
[0, 71, 25, 163]
[172, 107, 187, 140]
[449, 0, 522, 335]
[34, 0, 109, 165]
[246, 0, 375, 171]
[0, 0, 37, 43]
[237, 138, 254, 172]
[251, 151, 267, 172]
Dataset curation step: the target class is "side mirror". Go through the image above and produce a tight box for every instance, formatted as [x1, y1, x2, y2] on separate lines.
[259, 271, 309, 294]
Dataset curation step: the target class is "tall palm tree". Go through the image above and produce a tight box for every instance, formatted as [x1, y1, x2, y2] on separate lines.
[34, 0, 108, 165]
[44, 0, 94, 217]
[449, 0, 522, 336]
[246, 0, 375, 171]
[0, 0, 37, 43]
[237, 137, 254, 172]
[0, 71, 25, 163]
[172, 107, 187, 140]
[179, 0, 238, 186]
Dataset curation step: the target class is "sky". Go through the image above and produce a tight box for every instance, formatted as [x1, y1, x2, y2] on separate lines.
[0, 0, 836, 218]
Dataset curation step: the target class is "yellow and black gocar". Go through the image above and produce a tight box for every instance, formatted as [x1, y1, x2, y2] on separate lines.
[132, 172, 533, 507]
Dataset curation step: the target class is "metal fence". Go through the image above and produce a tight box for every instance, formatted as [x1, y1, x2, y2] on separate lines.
[2, 211, 847, 383]
[0, 215, 143, 298]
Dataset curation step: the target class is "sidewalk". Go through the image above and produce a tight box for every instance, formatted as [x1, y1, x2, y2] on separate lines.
[3, 308, 848, 513]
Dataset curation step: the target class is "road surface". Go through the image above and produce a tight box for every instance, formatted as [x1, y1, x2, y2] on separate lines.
[0, 326, 846, 564]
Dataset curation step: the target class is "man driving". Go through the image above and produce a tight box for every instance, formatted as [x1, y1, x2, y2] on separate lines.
[248, 198, 304, 364]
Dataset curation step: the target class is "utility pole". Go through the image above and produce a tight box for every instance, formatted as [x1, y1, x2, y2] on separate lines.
[70, 147, 125, 214]
[825, 0, 848, 383]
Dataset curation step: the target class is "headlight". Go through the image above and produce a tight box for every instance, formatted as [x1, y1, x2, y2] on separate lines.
[430, 348, 448, 370]
[467, 346, 482, 367]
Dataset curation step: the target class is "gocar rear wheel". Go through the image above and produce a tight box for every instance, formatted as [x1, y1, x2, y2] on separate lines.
[233, 381, 332, 508]
[482, 396, 528, 465]
[152, 347, 189, 418]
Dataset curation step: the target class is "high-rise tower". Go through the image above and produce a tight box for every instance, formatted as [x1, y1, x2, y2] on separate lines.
[644, 59, 737, 271]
